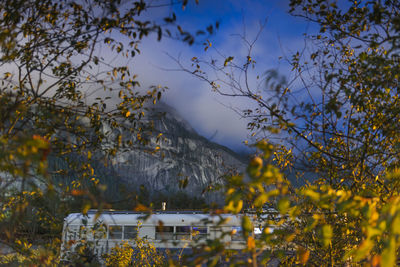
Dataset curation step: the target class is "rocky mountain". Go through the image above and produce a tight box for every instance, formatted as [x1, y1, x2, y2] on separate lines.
[105, 102, 247, 199]
[49, 102, 247, 205]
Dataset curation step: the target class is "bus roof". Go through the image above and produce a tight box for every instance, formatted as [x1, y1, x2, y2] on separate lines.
[64, 211, 243, 226]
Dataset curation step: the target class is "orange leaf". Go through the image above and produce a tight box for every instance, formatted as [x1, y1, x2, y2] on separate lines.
[247, 236, 255, 250]
[71, 189, 85, 196]
[134, 204, 148, 212]
[372, 255, 381, 267]
[298, 247, 310, 265]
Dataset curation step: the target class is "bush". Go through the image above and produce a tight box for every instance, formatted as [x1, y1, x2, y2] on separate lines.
[103, 238, 165, 267]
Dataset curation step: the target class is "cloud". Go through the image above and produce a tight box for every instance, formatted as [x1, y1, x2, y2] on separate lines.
[124, 0, 317, 152]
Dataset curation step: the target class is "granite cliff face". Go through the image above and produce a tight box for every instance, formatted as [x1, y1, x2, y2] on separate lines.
[103, 103, 247, 198]
[3, 100, 246, 207]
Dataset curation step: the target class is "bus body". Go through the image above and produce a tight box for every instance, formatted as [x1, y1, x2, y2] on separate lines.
[61, 210, 249, 259]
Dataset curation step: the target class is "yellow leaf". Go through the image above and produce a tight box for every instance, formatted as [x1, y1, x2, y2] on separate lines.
[381, 237, 396, 267]
[321, 225, 332, 247]
[82, 203, 91, 214]
[278, 197, 291, 214]
[392, 215, 400, 234]
[226, 200, 241, 214]
[254, 193, 268, 208]
[224, 56, 234, 66]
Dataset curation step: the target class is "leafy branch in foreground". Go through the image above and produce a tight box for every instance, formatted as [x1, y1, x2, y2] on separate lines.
[0, 0, 214, 263]
[175, 0, 400, 266]
[180, 141, 400, 266]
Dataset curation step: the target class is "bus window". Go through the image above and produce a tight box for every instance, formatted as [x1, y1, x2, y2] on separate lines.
[254, 227, 262, 239]
[156, 226, 174, 240]
[124, 226, 137, 239]
[210, 226, 222, 239]
[109, 225, 123, 239]
[67, 225, 79, 241]
[175, 226, 191, 240]
[192, 226, 207, 240]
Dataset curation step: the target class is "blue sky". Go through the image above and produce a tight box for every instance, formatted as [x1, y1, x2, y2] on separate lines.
[131, 0, 318, 153]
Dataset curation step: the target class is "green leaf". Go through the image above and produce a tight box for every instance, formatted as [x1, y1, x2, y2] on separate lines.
[241, 216, 253, 237]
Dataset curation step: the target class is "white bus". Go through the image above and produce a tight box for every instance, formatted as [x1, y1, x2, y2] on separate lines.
[61, 210, 254, 260]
